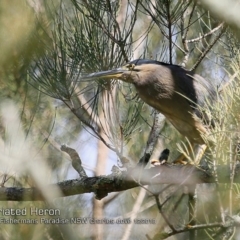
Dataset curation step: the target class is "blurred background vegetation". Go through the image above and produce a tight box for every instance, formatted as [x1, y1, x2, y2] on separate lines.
[0, 0, 240, 239]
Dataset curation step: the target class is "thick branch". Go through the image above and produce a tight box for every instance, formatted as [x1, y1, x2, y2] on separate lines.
[1, 164, 240, 201]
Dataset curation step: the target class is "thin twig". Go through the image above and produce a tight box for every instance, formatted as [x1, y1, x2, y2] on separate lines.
[68, 102, 116, 152]
[181, 1, 196, 67]
[229, 140, 238, 215]
[188, 192, 196, 240]
[191, 24, 226, 71]
[212, 157, 226, 224]
[166, 0, 172, 64]
[186, 22, 224, 43]
[218, 70, 240, 94]
[155, 195, 176, 232]
[138, 1, 186, 55]
[156, 222, 225, 239]
[138, 111, 165, 166]
[121, 188, 147, 240]
[60, 145, 88, 178]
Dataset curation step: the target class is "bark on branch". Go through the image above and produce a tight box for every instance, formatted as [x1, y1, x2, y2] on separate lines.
[0, 164, 239, 201]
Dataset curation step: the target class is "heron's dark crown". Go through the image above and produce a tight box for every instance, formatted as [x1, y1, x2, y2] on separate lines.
[128, 59, 180, 68]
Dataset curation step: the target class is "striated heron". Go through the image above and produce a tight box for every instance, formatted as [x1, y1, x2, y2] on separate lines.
[81, 59, 216, 164]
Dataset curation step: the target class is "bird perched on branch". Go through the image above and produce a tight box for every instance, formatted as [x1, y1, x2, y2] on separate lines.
[81, 59, 216, 164]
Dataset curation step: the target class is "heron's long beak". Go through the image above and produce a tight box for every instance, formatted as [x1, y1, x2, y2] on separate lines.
[81, 68, 125, 81]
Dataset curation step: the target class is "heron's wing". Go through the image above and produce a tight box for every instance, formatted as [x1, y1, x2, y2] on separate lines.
[170, 66, 216, 126]
[191, 74, 216, 127]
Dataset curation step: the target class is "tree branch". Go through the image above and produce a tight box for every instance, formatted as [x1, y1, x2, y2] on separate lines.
[1, 163, 240, 201]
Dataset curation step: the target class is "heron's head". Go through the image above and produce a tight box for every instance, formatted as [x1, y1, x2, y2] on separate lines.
[81, 59, 166, 84]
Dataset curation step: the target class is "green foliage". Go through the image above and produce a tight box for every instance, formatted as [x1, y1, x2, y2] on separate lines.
[1, 0, 240, 239]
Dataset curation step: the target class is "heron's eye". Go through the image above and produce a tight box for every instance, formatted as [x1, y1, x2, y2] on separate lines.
[126, 63, 135, 70]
